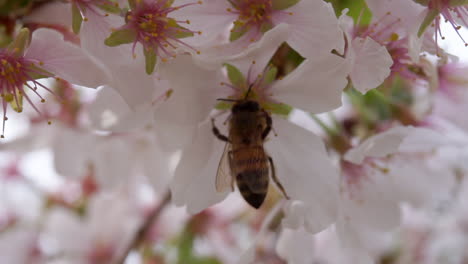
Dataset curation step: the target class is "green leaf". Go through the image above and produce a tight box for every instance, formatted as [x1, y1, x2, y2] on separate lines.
[8, 28, 29, 56]
[177, 231, 195, 264]
[450, 0, 468, 6]
[7, 91, 23, 113]
[412, 0, 429, 6]
[144, 48, 157, 75]
[170, 19, 194, 39]
[417, 9, 439, 37]
[28, 64, 53, 80]
[272, 0, 300, 10]
[214, 101, 233, 111]
[229, 21, 248, 41]
[265, 102, 293, 116]
[328, 0, 372, 26]
[97, 2, 121, 14]
[71, 2, 83, 34]
[224, 63, 245, 88]
[128, 0, 136, 9]
[104, 28, 137, 46]
[263, 66, 278, 85]
[362, 89, 392, 120]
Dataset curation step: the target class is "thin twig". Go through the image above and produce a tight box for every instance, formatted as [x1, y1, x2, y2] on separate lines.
[114, 191, 171, 264]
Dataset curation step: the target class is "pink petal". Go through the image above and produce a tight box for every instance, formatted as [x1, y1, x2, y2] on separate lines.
[25, 29, 111, 88]
[271, 53, 350, 114]
[349, 37, 393, 93]
[272, 0, 344, 57]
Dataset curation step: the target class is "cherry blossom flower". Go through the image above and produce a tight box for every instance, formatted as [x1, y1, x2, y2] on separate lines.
[338, 11, 393, 93]
[414, 0, 468, 47]
[44, 192, 142, 263]
[105, 0, 203, 74]
[175, 0, 344, 67]
[70, 0, 122, 33]
[338, 126, 458, 261]
[431, 62, 468, 132]
[169, 24, 348, 239]
[0, 28, 109, 138]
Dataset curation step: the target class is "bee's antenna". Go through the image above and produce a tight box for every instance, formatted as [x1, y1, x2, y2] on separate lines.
[244, 83, 254, 100]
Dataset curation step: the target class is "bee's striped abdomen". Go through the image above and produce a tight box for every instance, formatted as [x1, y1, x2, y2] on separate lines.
[231, 148, 269, 209]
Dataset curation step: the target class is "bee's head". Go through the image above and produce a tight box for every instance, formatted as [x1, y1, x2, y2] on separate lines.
[232, 100, 260, 113]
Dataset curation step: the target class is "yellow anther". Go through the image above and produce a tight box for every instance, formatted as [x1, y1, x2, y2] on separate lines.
[83, 17, 89, 22]
[196, 50, 201, 54]
[197, 1, 203, 4]
[41, 99, 45, 103]
[39, 61, 44, 66]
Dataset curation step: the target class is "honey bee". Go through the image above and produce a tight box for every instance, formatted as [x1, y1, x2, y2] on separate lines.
[211, 89, 289, 209]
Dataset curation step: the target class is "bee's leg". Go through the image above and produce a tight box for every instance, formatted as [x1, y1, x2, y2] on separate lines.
[268, 156, 290, 199]
[211, 118, 229, 142]
[262, 111, 272, 139]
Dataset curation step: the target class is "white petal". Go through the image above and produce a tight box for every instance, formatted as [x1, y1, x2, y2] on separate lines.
[266, 118, 339, 233]
[44, 208, 89, 254]
[271, 53, 349, 114]
[26, 28, 110, 88]
[80, 11, 132, 66]
[194, 23, 290, 74]
[344, 126, 448, 164]
[171, 0, 236, 46]
[273, 0, 345, 57]
[227, 23, 291, 80]
[170, 120, 229, 214]
[276, 227, 316, 264]
[340, 173, 402, 231]
[52, 125, 95, 179]
[155, 55, 221, 149]
[106, 58, 163, 108]
[349, 37, 393, 93]
[88, 86, 155, 132]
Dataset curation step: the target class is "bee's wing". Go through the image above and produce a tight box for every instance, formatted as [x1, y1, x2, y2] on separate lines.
[215, 143, 234, 192]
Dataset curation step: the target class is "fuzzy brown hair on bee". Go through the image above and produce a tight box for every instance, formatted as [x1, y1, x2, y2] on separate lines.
[211, 91, 289, 208]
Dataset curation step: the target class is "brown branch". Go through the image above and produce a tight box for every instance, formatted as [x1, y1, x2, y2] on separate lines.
[114, 191, 171, 264]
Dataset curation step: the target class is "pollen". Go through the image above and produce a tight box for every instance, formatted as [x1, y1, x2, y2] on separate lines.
[229, 0, 273, 34]
[0, 50, 54, 137]
[122, 0, 200, 61]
